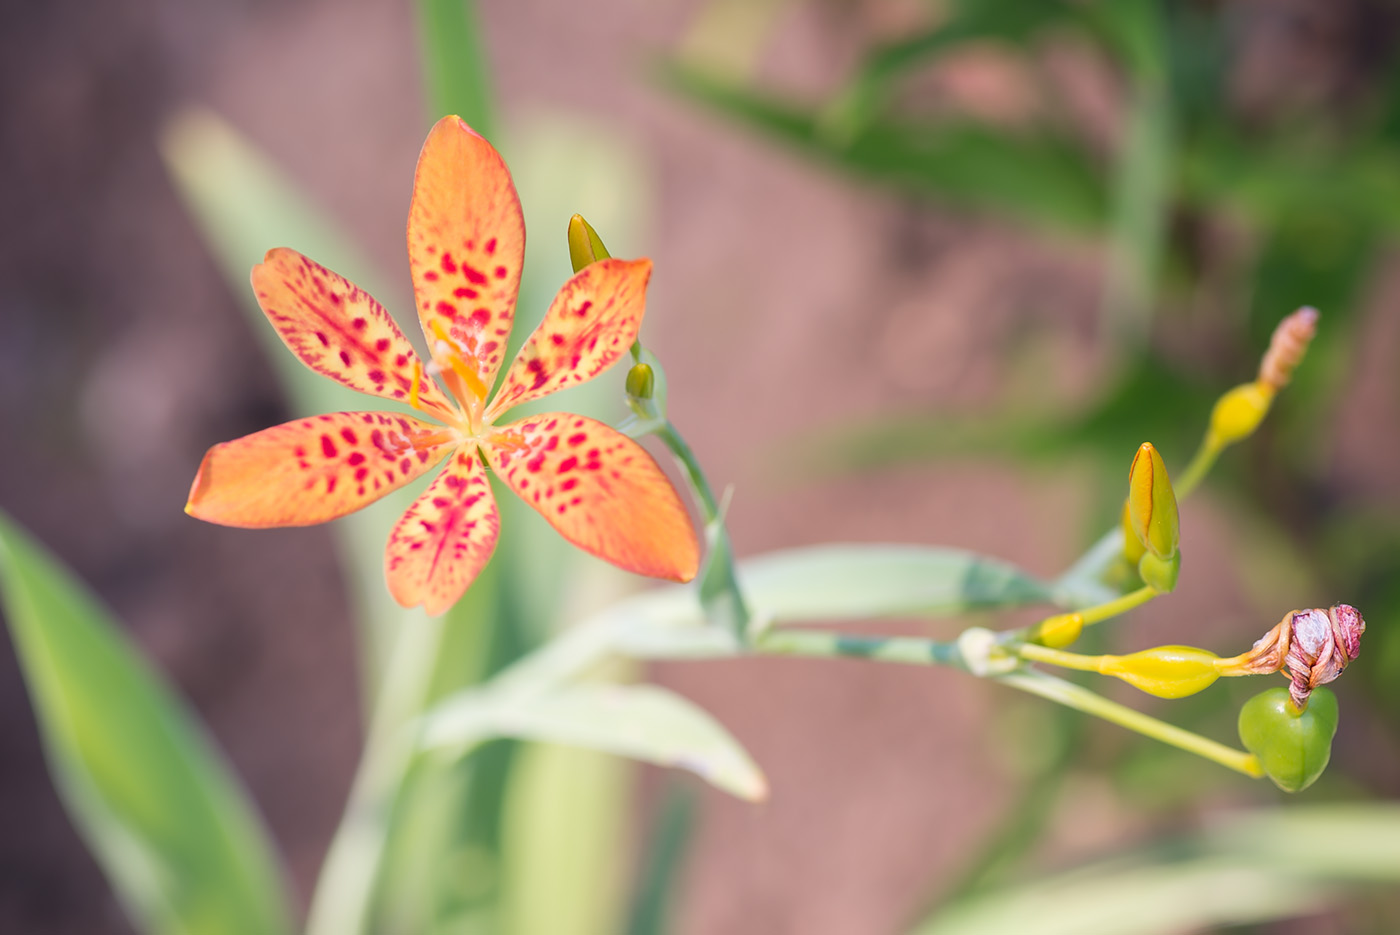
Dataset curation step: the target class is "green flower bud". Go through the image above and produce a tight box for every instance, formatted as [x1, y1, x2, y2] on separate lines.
[1137, 550, 1179, 593]
[1127, 442, 1179, 560]
[567, 213, 611, 273]
[1238, 686, 1338, 793]
[625, 362, 655, 401]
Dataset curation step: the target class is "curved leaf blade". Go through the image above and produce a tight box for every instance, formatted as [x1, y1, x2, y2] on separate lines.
[740, 544, 1053, 621]
[0, 511, 293, 935]
[422, 682, 767, 802]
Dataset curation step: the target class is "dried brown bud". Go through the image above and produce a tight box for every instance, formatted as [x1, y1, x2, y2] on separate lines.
[1221, 603, 1365, 709]
[1258, 307, 1319, 391]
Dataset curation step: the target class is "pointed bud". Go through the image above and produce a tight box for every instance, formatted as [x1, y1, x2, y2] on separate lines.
[1127, 443, 1179, 560]
[567, 213, 611, 273]
[1098, 645, 1221, 699]
[625, 362, 655, 402]
[1207, 382, 1275, 448]
[1258, 306, 1319, 391]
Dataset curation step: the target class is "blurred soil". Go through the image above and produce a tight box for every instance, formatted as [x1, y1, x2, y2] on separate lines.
[2, 2, 1397, 934]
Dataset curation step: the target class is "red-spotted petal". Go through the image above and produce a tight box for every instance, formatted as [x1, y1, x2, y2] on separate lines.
[251, 248, 458, 421]
[386, 445, 500, 615]
[483, 413, 698, 582]
[407, 116, 525, 398]
[485, 259, 651, 421]
[186, 412, 457, 528]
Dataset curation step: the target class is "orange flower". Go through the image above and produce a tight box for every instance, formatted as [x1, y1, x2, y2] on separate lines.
[186, 116, 700, 614]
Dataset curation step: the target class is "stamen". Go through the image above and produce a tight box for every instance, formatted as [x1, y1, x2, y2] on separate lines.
[409, 360, 422, 411]
[428, 319, 491, 402]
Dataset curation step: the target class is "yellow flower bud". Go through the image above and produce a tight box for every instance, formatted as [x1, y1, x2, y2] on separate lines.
[1031, 612, 1084, 649]
[1098, 645, 1221, 699]
[1127, 443, 1179, 560]
[1120, 499, 1146, 566]
[1207, 381, 1275, 449]
[567, 213, 611, 273]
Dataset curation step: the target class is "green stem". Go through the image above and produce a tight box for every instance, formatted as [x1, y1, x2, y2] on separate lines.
[755, 627, 963, 668]
[1174, 437, 1222, 500]
[1081, 584, 1158, 626]
[655, 421, 721, 524]
[997, 669, 1263, 779]
[305, 617, 446, 935]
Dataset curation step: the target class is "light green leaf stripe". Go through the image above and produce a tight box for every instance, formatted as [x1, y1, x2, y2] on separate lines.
[422, 683, 768, 802]
[913, 805, 1400, 935]
[739, 544, 1053, 621]
[0, 511, 293, 935]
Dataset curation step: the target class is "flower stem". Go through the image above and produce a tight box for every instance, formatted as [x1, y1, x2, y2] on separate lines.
[755, 627, 963, 667]
[1080, 584, 1158, 627]
[1174, 437, 1222, 500]
[655, 421, 721, 523]
[997, 669, 1264, 778]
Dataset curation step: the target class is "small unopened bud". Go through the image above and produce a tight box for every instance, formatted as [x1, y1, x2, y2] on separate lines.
[1207, 381, 1274, 448]
[1258, 306, 1319, 392]
[567, 213, 611, 273]
[1136, 551, 1179, 593]
[625, 362, 655, 401]
[1127, 442, 1179, 560]
[1031, 612, 1083, 649]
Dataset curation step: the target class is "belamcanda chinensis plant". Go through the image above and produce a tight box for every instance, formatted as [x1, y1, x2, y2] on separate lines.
[184, 116, 699, 614]
[177, 112, 1368, 798]
[1, 105, 1383, 935]
[176, 115, 1368, 794]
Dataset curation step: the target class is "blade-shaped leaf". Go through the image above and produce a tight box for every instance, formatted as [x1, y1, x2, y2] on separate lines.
[160, 108, 419, 687]
[659, 61, 1106, 233]
[421, 683, 767, 802]
[913, 805, 1400, 935]
[0, 511, 293, 935]
[740, 544, 1053, 620]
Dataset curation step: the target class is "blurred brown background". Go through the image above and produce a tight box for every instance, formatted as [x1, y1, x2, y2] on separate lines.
[4, 1, 1399, 933]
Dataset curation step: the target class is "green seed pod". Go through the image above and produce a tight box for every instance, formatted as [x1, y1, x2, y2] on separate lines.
[1237, 686, 1339, 793]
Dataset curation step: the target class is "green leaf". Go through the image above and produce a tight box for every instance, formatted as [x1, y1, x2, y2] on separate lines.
[421, 682, 768, 802]
[823, 0, 1080, 140]
[160, 108, 419, 690]
[659, 62, 1106, 233]
[739, 544, 1053, 620]
[416, 0, 495, 137]
[914, 804, 1400, 935]
[0, 511, 293, 935]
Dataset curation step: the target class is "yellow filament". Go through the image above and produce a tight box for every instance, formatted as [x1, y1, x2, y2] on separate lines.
[429, 319, 490, 402]
[409, 360, 422, 411]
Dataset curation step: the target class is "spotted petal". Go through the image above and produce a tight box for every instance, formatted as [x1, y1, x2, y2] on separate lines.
[386, 445, 500, 615]
[186, 412, 456, 527]
[251, 248, 457, 421]
[407, 116, 525, 397]
[484, 413, 698, 582]
[485, 259, 651, 421]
